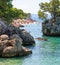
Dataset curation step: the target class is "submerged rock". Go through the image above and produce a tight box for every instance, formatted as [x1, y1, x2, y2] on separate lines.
[35, 37, 47, 41]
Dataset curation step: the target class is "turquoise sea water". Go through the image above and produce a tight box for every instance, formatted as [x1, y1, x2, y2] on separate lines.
[0, 22, 60, 65]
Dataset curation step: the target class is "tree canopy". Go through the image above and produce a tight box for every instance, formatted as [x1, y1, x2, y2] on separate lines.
[0, 0, 31, 24]
[38, 0, 60, 21]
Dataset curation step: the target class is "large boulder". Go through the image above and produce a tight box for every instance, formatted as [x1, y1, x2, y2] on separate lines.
[0, 34, 22, 57]
[1, 34, 32, 57]
[19, 30, 35, 45]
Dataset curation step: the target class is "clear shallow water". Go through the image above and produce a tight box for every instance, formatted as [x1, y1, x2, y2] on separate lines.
[0, 22, 60, 65]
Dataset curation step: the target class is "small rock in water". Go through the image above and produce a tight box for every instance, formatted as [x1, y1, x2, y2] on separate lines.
[35, 37, 47, 41]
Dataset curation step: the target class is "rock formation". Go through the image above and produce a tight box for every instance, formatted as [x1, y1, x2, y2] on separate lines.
[0, 34, 32, 57]
[42, 17, 60, 36]
[0, 19, 35, 57]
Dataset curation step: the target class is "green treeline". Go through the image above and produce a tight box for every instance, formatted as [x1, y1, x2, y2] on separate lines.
[38, 0, 60, 21]
[0, 0, 30, 24]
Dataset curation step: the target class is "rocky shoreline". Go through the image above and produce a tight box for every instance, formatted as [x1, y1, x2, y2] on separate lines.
[0, 19, 35, 57]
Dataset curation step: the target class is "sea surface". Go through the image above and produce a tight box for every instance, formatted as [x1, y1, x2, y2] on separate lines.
[0, 22, 60, 65]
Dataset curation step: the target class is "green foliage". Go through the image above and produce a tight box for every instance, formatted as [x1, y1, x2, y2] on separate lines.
[38, 0, 60, 21]
[0, 0, 31, 24]
[0, 0, 13, 23]
[38, 10, 47, 19]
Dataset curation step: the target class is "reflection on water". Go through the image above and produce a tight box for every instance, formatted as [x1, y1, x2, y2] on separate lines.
[0, 22, 60, 65]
